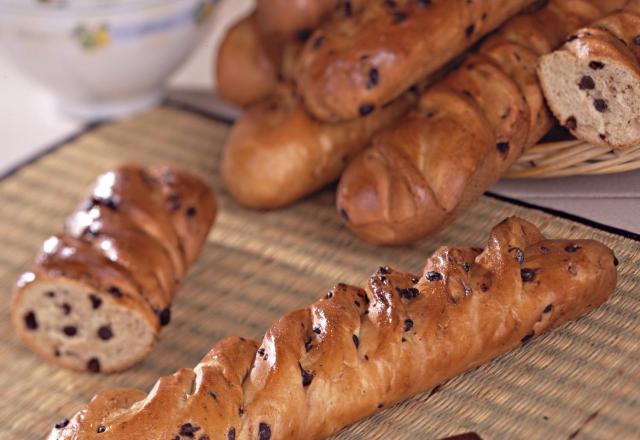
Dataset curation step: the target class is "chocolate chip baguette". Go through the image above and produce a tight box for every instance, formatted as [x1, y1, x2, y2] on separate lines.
[539, 0, 640, 149]
[295, 0, 539, 122]
[255, 0, 367, 41]
[11, 165, 217, 373]
[48, 217, 618, 439]
[337, 0, 629, 245]
[221, 84, 417, 209]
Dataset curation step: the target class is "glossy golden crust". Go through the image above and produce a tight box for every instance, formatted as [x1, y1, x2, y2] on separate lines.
[12, 165, 217, 372]
[215, 13, 280, 107]
[296, 0, 538, 121]
[222, 85, 416, 209]
[48, 217, 617, 439]
[337, 0, 629, 244]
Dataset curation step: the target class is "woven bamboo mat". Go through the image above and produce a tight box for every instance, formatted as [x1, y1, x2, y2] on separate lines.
[0, 105, 638, 440]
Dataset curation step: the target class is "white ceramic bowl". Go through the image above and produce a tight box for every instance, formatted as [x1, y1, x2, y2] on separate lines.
[0, 0, 219, 120]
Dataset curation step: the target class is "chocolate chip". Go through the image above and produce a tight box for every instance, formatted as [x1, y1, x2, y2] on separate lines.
[63, 326, 77, 337]
[24, 311, 38, 330]
[462, 262, 471, 272]
[180, 423, 201, 437]
[313, 326, 321, 334]
[411, 276, 420, 283]
[296, 28, 312, 42]
[54, 349, 61, 357]
[343, 1, 352, 17]
[521, 330, 535, 345]
[96, 425, 106, 433]
[107, 286, 123, 298]
[593, 99, 608, 112]
[543, 304, 553, 313]
[404, 319, 414, 332]
[354, 300, 361, 307]
[378, 403, 384, 408]
[614, 255, 619, 266]
[379, 266, 390, 274]
[521, 268, 537, 282]
[465, 23, 475, 37]
[87, 358, 101, 373]
[496, 142, 510, 156]
[257, 348, 265, 358]
[54, 418, 69, 429]
[313, 35, 325, 49]
[239, 407, 244, 416]
[480, 283, 489, 292]
[61, 303, 72, 315]
[228, 428, 236, 440]
[259, 423, 271, 440]
[89, 294, 102, 309]
[397, 287, 419, 299]
[157, 308, 171, 326]
[299, 363, 314, 387]
[46, 291, 55, 298]
[98, 325, 113, 341]
[589, 61, 605, 70]
[186, 206, 198, 217]
[392, 10, 407, 23]
[565, 116, 577, 130]
[325, 291, 333, 299]
[426, 271, 443, 282]
[565, 244, 581, 253]
[367, 67, 379, 89]
[209, 391, 217, 400]
[359, 103, 375, 116]
[352, 334, 360, 348]
[578, 75, 595, 90]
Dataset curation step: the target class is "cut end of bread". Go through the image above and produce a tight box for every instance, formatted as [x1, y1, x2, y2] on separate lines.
[539, 49, 640, 149]
[12, 277, 157, 373]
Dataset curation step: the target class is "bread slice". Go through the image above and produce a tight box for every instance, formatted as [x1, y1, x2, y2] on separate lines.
[539, 20, 640, 149]
[12, 235, 158, 373]
[12, 165, 217, 372]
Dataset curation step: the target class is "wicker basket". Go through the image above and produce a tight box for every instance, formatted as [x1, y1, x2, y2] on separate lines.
[506, 139, 640, 179]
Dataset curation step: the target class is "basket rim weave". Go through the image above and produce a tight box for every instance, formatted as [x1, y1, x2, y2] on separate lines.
[505, 139, 640, 179]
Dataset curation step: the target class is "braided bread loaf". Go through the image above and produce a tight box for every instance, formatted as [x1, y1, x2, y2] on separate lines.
[539, 0, 640, 149]
[11, 165, 217, 373]
[48, 217, 617, 439]
[337, 0, 629, 245]
[295, 0, 539, 122]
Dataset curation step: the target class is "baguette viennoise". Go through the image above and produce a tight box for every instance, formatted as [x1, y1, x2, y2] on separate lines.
[215, 13, 280, 108]
[538, 1, 640, 149]
[337, 0, 629, 245]
[295, 0, 539, 122]
[222, 84, 417, 209]
[48, 217, 618, 440]
[11, 165, 217, 373]
[255, 0, 362, 40]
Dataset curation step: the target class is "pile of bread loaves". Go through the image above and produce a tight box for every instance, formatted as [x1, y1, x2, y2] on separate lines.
[218, 0, 640, 244]
[8, 1, 631, 439]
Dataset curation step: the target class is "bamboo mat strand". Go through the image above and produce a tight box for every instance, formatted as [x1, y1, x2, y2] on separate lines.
[0, 106, 638, 440]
